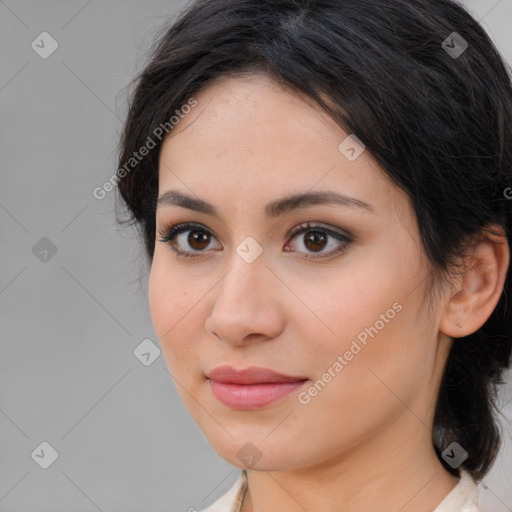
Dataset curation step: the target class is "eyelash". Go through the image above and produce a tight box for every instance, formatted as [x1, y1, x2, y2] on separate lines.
[157, 221, 353, 260]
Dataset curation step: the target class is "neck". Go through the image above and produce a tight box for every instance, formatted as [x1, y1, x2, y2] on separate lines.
[240, 413, 460, 512]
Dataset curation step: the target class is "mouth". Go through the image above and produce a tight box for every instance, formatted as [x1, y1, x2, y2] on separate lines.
[206, 365, 309, 410]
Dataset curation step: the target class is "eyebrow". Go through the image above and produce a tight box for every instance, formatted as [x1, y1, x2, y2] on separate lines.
[157, 189, 375, 219]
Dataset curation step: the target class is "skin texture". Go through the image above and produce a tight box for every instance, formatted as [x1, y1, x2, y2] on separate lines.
[148, 73, 509, 511]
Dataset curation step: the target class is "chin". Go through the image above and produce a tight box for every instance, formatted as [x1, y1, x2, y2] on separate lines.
[197, 425, 308, 471]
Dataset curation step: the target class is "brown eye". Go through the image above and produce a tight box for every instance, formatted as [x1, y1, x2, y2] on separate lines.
[187, 230, 211, 250]
[285, 222, 352, 260]
[158, 222, 221, 258]
[303, 231, 328, 252]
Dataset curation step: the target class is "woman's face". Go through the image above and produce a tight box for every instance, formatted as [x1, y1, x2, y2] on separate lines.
[149, 73, 452, 471]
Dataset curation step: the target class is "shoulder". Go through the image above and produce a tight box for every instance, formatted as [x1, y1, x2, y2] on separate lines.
[199, 471, 247, 512]
[433, 470, 480, 512]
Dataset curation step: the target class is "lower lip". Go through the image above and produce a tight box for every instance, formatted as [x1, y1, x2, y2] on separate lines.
[208, 379, 307, 409]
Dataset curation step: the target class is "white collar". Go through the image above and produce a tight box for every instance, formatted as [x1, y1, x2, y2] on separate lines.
[200, 469, 480, 512]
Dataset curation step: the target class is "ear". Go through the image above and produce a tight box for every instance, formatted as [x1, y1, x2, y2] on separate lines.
[439, 225, 510, 339]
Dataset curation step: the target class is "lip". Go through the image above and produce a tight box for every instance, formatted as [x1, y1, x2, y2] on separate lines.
[206, 365, 308, 409]
[207, 365, 308, 384]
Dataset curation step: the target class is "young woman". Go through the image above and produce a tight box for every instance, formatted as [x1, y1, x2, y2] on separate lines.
[116, 1, 512, 510]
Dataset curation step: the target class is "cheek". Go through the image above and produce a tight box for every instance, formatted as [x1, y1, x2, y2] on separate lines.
[296, 268, 396, 353]
[308, 300, 431, 426]
[148, 257, 202, 369]
[294, 263, 428, 401]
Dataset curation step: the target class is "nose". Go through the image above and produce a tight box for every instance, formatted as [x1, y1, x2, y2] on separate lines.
[204, 251, 285, 347]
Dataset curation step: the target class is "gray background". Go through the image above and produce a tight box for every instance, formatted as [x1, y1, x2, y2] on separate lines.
[0, 1, 511, 511]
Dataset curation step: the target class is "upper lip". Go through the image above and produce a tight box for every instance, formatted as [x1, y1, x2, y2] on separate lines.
[206, 365, 308, 384]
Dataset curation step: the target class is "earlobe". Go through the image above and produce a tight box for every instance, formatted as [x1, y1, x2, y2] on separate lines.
[439, 226, 510, 339]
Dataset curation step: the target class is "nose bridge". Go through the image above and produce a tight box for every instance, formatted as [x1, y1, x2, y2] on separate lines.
[221, 238, 268, 306]
[205, 239, 284, 343]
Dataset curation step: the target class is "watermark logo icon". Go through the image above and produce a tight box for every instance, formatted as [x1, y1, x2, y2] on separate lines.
[32, 237, 58, 263]
[338, 134, 365, 161]
[441, 441, 468, 468]
[31, 441, 59, 469]
[236, 442, 263, 468]
[134, 338, 161, 366]
[442, 32, 468, 59]
[31, 32, 59, 59]
[236, 236, 263, 264]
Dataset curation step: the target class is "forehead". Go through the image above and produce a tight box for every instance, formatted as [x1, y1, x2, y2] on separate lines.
[157, 74, 408, 223]
[165, 73, 340, 153]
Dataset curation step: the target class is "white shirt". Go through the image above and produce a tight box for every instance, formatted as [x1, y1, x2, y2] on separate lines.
[200, 469, 479, 512]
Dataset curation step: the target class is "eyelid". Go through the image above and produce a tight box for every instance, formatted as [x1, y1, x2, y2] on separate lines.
[286, 221, 352, 241]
